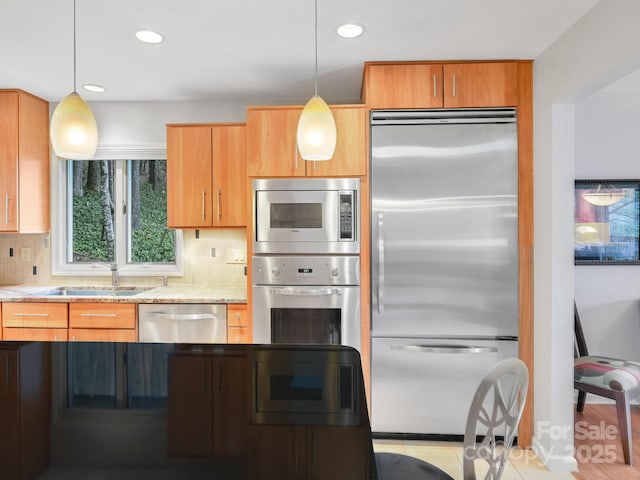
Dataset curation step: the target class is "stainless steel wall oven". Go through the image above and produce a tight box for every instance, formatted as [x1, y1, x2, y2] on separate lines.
[252, 256, 360, 352]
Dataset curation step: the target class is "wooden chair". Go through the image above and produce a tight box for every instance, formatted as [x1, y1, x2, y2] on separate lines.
[375, 358, 528, 480]
[574, 302, 640, 465]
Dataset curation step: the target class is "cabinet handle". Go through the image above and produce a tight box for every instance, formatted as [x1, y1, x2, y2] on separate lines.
[79, 313, 117, 317]
[217, 362, 222, 392]
[201, 189, 206, 222]
[13, 313, 49, 317]
[4, 194, 8, 226]
[217, 188, 221, 221]
[294, 433, 299, 473]
[54, 335, 59, 342]
[309, 429, 315, 465]
[294, 140, 299, 171]
[202, 364, 207, 393]
[433, 74, 437, 98]
[72, 336, 76, 342]
[5, 357, 9, 386]
[452, 74, 457, 97]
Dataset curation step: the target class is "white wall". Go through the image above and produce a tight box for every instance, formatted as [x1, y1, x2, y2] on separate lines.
[87, 99, 248, 146]
[575, 90, 640, 362]
[534, 0, 640, 471]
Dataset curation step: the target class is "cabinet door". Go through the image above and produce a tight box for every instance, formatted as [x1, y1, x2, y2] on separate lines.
[2, 327, 67, 341]
[248, 425, 306, 480]
[307, 106, 367, 177]
[363, 63, 443, 109]
[0, 349, 19, 479]
[246, 107, 305, 177]
[167, 355, 213, 456]
[167, 125, 213, 228]
[443, 62, 519, 108]
[0, 92, 19, 232]
[227, 304, 250, 344]
[212, 355, 248, 456]
[306, 426, 370, 480]
[212, 124, 247, 227]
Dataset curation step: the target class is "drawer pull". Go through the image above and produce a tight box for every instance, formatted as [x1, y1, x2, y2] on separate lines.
[12, 313, 49, 317]
[79, 313, 117, 317]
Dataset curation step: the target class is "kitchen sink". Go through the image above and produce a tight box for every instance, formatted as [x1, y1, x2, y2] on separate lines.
[33, 287, 150, 297]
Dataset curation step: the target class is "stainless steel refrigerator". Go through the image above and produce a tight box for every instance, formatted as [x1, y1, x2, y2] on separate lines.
[370, 108, 519, 435]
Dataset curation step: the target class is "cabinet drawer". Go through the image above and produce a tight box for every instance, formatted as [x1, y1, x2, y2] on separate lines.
[69, 328, 138, 342]
[69, 303, 136, 329]
[2, 327, 67, 341]
[2, 303, 68, 328]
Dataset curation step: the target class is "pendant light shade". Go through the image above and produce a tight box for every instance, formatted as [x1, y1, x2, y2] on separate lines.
[50, 92, 98, 160]
[50, 0, 98, 160]
[297, 95, 337, 160]
[296, 0, 336, 161]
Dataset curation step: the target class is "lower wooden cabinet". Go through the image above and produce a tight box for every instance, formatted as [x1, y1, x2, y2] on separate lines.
[0, 342, 51, 480]
[227, 303, 251, 343]
[69, 303, 137, 342]
[167, 350, 248, 457]
[247, 424, 370, 480]
[2, 302, 68, 341]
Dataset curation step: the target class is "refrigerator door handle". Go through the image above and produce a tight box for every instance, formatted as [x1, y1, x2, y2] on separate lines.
[391, 344, 499, 354]
[378, 212, 384, 313]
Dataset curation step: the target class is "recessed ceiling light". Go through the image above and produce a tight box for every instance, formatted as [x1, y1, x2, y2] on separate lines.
[83, 84, 105, 93]
[337, 23, 364, 38]
[135, 30, 164, 44]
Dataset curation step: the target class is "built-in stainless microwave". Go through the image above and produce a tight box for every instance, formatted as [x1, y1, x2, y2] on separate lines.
[252, 346, 360, 426]
[253, 178, 359, 254]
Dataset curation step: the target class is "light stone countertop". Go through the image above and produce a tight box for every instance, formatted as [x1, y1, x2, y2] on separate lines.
[0, 284, 247, 304]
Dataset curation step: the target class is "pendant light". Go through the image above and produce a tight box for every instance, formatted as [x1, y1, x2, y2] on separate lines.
[296, 0, 337, 161]
[50, 0, 98, 160]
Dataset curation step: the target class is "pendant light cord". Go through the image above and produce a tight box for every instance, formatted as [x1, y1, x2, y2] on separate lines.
[314, 0, 318, 96]
[73, 0, 77, 93]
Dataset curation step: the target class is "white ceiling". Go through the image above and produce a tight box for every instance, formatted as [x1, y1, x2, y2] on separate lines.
[0, 0, 600, 105]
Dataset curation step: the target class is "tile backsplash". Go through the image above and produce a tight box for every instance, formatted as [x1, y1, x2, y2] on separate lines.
[0, 229, 247, 291]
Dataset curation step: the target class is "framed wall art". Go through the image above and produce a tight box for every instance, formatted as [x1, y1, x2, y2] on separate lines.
[574, 179, 640, 265]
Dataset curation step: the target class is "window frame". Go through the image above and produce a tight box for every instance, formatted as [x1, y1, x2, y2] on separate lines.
[51, 144, 183, 277]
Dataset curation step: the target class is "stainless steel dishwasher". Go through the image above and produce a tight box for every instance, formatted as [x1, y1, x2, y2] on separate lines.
[138, 304, 227, 343]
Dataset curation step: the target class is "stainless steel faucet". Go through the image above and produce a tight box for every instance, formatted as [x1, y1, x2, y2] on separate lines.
[110, 263, 119, 287]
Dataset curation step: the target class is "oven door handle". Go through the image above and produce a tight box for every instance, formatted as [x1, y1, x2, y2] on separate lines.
[269, 287, 342, 296]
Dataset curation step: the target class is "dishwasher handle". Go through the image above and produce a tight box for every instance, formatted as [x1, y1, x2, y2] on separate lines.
[149, 312, 217, 321]
[391, 344, 498, 354]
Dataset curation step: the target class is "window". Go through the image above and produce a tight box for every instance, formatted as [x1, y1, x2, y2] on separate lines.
[67, 342, 173, 410]
[52, 150, 183, 277]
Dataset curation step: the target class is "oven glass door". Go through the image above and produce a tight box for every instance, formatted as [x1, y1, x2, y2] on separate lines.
[271, 308, 341, 344]
[255, 190, 338, 243]
[252, 285, 361, 351]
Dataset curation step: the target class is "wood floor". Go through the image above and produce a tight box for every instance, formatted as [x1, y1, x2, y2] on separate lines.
[573, 404, 640, 479]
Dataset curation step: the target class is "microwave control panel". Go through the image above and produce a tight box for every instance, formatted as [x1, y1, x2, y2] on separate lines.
[339, 191, 355, 241]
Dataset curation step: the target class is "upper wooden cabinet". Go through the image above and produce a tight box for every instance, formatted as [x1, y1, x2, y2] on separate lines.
[362, 61, 523, 109]
[246, 105, 367, 177]
[0, 90, 50, 233]
[167, 123, 246, 228]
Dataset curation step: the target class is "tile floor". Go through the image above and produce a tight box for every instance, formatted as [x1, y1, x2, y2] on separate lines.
[372, 439, 577, 480]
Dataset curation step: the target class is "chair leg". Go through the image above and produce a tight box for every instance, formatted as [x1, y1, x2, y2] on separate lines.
[614, 391, 633, 465]
[577, 391, 587, 412]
